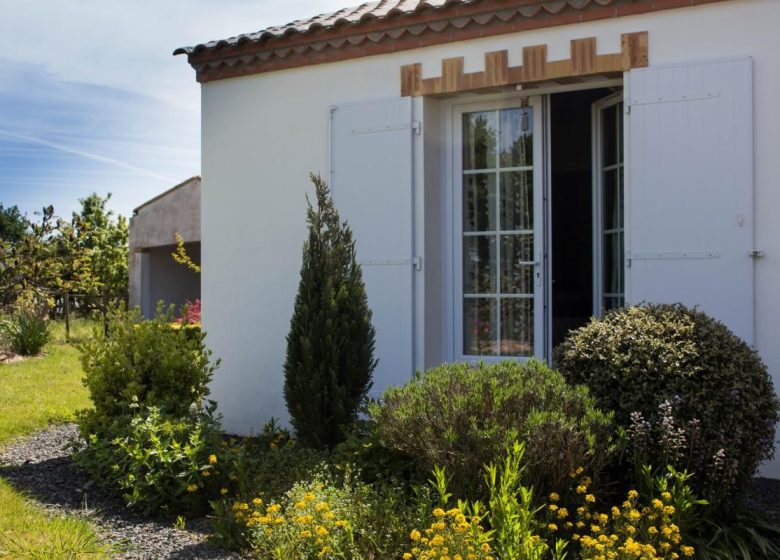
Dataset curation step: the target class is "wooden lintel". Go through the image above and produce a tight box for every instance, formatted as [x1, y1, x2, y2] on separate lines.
[401, 32, 648, 97]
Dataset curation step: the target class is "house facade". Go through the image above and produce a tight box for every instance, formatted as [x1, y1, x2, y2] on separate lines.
[177, 0, 780, 476]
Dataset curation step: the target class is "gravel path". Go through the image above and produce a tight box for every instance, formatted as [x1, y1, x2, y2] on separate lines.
[0, 424, 246, 559]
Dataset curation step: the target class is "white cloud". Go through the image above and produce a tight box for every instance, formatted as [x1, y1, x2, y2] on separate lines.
[0, 0, 351, 218]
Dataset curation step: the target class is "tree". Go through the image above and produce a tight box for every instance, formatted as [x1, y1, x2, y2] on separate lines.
[0, 204, 28, 243]
[0, 205, 60, 311]
[283, 173, 377, 449]
[65, 193, 129, 332]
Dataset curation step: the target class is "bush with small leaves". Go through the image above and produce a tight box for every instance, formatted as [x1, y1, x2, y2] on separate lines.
[554, 303, 780, 503]
[370, 360, 617, 498]
[77, 304, 218, 435]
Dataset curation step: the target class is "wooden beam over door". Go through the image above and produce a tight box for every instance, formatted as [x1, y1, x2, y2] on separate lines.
[400, 32, 648, 97]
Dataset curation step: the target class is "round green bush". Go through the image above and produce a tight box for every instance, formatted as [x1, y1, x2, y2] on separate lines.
[369, 360, 616, 498]
[554, 303, 780, 502]
[78, 305, 218, 434]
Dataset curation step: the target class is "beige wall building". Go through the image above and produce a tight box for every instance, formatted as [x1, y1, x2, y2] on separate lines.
[129, 176, 201, 317]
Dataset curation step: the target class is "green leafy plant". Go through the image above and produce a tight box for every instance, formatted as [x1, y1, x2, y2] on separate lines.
[485, 442, 551, 560]
[77, 304, 218, 435]
[685, 506, 780, 560]
[370, 360, 616, 497]
[73, 404, 239, 516]
[0, 311, 51, 355]
[284, 173, 376, 449]
[554, 304, 780, 504]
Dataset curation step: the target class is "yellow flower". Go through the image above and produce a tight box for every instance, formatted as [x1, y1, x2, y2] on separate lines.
[252, 498, 263, 505]
[548, 523, 558, 532]
[315, 502, 329, 512]
[549, 504, 559, 512]
[220, 488, 228, 495]
[480, 543, 491, 553]
[549, 492, 560, 502]
[410, 529, 421, 541]
[201, 470, 210, 477]
[315, 525, 328, 537]
[433, 508, 446, 517]
[585, 494, 596, 503]
[661, 491, 672, 502]
[186, 484, 198, 492]
[576, 485, 587, 494]
[335, 520, 347, 528]
[627, 490, 639, 500]
[208, 454, 217, 464]
[403, 554, 412, 560]
[557, 508, 569, 519]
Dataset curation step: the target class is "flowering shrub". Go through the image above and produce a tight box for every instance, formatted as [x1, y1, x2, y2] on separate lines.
[371, 360, 616, 497]
[544, 466, 701, 560]
[554, 304, 780, 503]
[226, 473, 364, 559]
[403, 506, 494, 560]
[176, 299, 201, 325]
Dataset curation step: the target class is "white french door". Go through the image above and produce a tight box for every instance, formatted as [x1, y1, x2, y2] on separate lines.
[592, 93, 625, 316]
[453, 97, 545, 360]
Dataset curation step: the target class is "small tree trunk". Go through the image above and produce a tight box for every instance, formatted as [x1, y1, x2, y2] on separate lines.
[64, 291, 70, 341]
[102, 286, 109, 336]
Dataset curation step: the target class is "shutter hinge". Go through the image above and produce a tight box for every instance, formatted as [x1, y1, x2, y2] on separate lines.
[750, 249, 765, 258]
[413, 256, 423, 271]
[412, 121, 422, 135]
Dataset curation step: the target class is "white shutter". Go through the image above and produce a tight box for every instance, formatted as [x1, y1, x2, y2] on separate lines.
[331, 98, 415, 396]
[626, 58, 754, 343]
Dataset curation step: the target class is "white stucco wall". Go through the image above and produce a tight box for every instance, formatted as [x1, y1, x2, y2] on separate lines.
[201, 0, 780, 476]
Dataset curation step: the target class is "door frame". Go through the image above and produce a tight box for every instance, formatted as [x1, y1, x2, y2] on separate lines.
[591, 91, 626, 317]
[449, 94, 546, 362]
[440, 80, 625, 364]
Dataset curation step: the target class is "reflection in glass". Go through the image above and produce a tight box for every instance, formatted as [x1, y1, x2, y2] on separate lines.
[500, 171, 533, 231]
[603, 170, 618, 231]
[463, 174, 496, 232]
[499, 108, 533, 167]
[463, 112, 497, 170]
[500, 235, 533, 294]
[462, 106, 536, 357]
[603, 232, 623, 296]
[464, 298, 497, 355]
[602, 105, 617, 166]
[463, 236, 496, 294]
[500, 299, 533, 356]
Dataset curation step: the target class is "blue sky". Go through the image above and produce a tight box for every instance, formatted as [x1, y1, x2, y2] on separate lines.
[0, 0, 347, 220]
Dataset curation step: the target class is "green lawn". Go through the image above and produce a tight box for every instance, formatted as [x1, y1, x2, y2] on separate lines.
[0, 320, 109, 559]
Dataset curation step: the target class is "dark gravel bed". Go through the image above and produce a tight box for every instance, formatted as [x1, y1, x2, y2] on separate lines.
[0, 423, 246, 559]
[746, 476, 780, 525]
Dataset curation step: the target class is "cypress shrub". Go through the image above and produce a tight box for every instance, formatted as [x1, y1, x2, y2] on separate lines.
[283, 173, 376, 449]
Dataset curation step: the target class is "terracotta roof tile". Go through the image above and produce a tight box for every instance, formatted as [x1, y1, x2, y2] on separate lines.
[174, 0, 616, 56]
[175, 0, 728, 82]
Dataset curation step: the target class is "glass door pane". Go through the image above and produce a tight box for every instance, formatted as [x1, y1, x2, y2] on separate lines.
[461, 106, 538, 357]
[593, 97, 625, 313]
